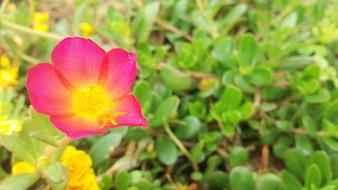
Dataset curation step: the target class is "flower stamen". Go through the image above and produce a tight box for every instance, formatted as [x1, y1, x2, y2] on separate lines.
[99, 112, 126, 128]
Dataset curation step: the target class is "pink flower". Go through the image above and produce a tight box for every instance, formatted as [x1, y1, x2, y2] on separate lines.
[26, 37, 147, 138]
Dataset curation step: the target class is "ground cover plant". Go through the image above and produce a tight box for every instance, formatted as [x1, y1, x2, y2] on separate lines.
[0, 0, 338, 189]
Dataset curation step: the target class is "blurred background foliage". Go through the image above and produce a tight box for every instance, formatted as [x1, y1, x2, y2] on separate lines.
[0, 0, 338, 189]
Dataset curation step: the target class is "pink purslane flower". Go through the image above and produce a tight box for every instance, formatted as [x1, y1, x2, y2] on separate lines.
[26, 37, 147, 138]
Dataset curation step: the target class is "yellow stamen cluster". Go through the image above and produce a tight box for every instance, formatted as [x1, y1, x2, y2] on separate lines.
[71, 84, 125, 127]
[32, 12, 49, 32]
[99, 111, 126, 128]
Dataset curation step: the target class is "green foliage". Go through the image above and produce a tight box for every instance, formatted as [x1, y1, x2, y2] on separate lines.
[0, 174, 39, 190]
[155, 136, 178, 166]
[230, 167, 254, 190]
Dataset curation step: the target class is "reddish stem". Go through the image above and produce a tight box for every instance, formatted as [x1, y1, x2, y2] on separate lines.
[259, 145, 269, 172]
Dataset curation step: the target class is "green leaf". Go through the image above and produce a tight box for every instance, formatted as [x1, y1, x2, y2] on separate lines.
[222, 69, 239, 85]
[90, 130, 126, 167]
[160, 65, 191, 91]
[221, 123, 236, 137]
[149, 96, 180, 127]
[222, 110, 242, 124]
[281, 170, 302, 190]
[256, 174, 283, 190]
[207, 171, 229, 189]
[230, 147, 248, 168]
[331, 154, 338, 179]
[305, 164, 322, 189]
[230, 166, 254, 190]
[132, 2, 160, 41]
[249, 66, 273, 85]
[0, 135, 37, 164]
[273, 136, 292, 159]
[324, 100, 338, 124]
[42, 162, 68, 190]
[281, 12, 297, 28]
[133, 81, 152, 114]
[303, 115, 317, 137]
[296, 135, 313, 155]
[212, 37, 232, 64]
[238, 102, 254, 120]
[327, 179, 338, 190]
[219, 3, 248, 33]
[306, 151, 332, 184]
[261, 128, 278, 145]
[175, 116, 201, 140]
[305, 89, 330, 103]
[27, 108, 64, 146]
[222, 85, 243, 110]
[155, 136, 178, 165]
[322, 138, 338, 151]
[191, 172, 203, 181]
[303, 64, 321, 79]
[276, 121, 293, 133]
[238, 34, 258, 66]
[234, 75, 255, 93]
[0, 174, 39, 190]
[284, 149, 306, 178]
[313, 0, 326, 21]
[115, 171, 131, 190]
[191, 11, 210, 33]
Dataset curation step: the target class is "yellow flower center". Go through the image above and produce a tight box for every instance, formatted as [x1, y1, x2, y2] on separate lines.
[71, 84, 124, 127]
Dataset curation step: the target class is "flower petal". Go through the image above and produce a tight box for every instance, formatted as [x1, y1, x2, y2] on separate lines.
[110, 95, 147, 128]
[26, 63, 72, 116]
[51, 37, 105, 86]
[100, 48, 137, 99]
[50, 116, 106, 138]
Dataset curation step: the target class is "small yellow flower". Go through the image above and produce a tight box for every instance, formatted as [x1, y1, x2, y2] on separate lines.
[12, 161, 37, 175]
[198, 79, 215, 91]
[80, 22, 94, 38]
[32, 12, 49, 32]
[60, 146, 100, 190]
[0, 54, 10, 68]
[0, 65, 19, 89]
[0, 117, 22, 135]
[33, 12, 49, 23]
[10, 146, 100, 190]
[0, 95, 22, 135]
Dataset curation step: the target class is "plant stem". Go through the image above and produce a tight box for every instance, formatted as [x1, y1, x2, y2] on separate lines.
[43, 137, 73, 160]
[0, 19, 64, 41]
[259, 145, 269, 173]
[21, 54, 39, 65]
[155, 63, 219, 80]
[154, 18, 192, 41]
[164, 123, 199, 172]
